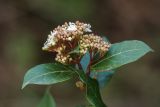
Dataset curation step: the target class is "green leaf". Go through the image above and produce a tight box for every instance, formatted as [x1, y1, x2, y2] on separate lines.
[91, 40, 153, 71]
[80, 51, 90, 72]
[74, 69, 107, 107]
[22, 63, 75, 89]
[38, 89, 56, 107]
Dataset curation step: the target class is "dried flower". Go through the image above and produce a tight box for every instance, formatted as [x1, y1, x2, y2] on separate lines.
[75, 80, 85, 91]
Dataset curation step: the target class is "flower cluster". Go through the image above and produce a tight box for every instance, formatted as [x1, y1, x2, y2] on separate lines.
[42, 21, 91, 51]
[79, 34, 110, 54]
[42, 21, 111, 64]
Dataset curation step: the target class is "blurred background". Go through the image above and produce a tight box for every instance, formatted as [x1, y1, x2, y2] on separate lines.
[0, 0, 160, 107]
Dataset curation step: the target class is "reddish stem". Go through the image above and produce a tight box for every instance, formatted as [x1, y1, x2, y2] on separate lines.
[78, 63, 83, 70]
[86, 50, 93, 76]
[91, 53, 105, 65]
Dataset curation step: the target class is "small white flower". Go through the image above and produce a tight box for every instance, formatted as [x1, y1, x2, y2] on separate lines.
[42, 31, 57, 50]
[67, 37, 72, 41]
[67, 22, 77, 31]
[83, 24, 92, 32]
[47, 31, 57, 45]
[50, 31, 57, 36]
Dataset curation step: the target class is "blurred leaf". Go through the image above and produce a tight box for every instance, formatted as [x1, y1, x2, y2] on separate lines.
[76, 105, 93, 107]
[25, 0, 93, 22]
[38, 89, 56, 107]
[76, 105, 86, 107]
[5, 30, 37, 69]
[91, 40, 153, 71]
[22, 63, 75, 89]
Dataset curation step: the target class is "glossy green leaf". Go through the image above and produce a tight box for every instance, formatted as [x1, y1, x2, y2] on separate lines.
[22, 63, 75, 89]
[80, 51, 90, 72]
[38, 89, 56, 107]
[91, 40, 153, 71]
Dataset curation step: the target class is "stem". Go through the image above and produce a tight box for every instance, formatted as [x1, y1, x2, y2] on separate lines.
[68, 42, 73, 48]
[91, 53, 105, 65]
[78, 63, 83, 70]
[86, 50, 93, 76]
[47, 85, 52, 91]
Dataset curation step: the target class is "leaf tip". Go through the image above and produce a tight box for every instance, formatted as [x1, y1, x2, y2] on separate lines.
[21, 85, 25, 90]
[21, 82, 28, 89]
[150, 48, 154, 52]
